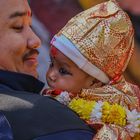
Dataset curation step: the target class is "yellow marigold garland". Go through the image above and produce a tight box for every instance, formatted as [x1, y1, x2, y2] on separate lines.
[69, 98, 96, 120]
[102, 102, 126, 126]
[69, 99, 126, 127]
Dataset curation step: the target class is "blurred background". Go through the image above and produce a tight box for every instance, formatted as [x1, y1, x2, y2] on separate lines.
[29, 0, 140, 87]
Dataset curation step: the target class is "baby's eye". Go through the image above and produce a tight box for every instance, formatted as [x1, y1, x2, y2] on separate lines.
[13, 26, 24, 32]
[59, 68, 72, 75]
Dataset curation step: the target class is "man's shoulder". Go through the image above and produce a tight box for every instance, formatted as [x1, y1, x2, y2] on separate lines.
[0, 90, 94, 140]
[33, 130, 94, 140]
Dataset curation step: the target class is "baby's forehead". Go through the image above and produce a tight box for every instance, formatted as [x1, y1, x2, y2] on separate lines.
[50, 46, 78, 67]
[50, 46, 68, 60]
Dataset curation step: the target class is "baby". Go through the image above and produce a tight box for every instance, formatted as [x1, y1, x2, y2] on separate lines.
[45, 0, 140, 139]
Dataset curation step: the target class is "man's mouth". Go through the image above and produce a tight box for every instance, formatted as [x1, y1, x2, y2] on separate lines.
[23, 49, 39, 66]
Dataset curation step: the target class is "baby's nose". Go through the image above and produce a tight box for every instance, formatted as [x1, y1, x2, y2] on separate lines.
[48, 71, 57, 82]
[49, 75, 56, 82]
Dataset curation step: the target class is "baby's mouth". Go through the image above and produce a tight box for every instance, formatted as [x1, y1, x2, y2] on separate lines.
[46, 79, 55, 89]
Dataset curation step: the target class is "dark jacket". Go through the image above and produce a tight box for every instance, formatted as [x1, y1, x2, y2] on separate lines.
[0, 112, 13, 140]
[0, 70, 94, 140]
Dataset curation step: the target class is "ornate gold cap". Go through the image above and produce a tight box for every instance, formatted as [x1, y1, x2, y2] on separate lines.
[56, 0, 134, 80]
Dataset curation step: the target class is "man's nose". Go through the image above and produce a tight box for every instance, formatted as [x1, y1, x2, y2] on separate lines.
[27, 29, 41, 49]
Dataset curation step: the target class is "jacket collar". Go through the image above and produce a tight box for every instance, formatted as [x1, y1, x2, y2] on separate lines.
[0, 70, 44, 93]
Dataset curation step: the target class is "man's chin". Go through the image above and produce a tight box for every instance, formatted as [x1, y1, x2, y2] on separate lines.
[30, 71, 38, 78]
[22, 70, 38, 78]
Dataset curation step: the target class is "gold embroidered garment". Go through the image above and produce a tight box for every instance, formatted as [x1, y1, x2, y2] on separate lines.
[80, 79, 140, 140]
[80, 80, 139, 110]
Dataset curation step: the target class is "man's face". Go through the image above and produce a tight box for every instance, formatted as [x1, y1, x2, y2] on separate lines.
[46, 47, 92, 93]
[0, 0, 41, 78]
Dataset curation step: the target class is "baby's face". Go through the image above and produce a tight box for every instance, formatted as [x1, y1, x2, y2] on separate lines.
[46, 47, 92, 93]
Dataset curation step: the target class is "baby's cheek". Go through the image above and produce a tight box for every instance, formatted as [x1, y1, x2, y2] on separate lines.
[56, 79, 70, 91]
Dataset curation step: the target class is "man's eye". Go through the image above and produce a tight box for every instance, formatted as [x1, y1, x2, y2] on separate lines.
[13, 26, 23, 32]
[59, 68, 72, 75]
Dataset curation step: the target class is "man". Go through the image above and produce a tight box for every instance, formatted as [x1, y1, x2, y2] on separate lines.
[0, 0, 94, 140]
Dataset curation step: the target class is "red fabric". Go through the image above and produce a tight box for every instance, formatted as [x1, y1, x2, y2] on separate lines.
[30, 0, 82, 38]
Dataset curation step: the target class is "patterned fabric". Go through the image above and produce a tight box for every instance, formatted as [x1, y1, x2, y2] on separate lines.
[79, 78, 140, 140]
[80, 78, 140, 111]
[92, 124, 132, 140]
[56, 0, 134, 81]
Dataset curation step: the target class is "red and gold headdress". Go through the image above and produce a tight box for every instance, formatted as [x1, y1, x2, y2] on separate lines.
[51, 0, 134, 84]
